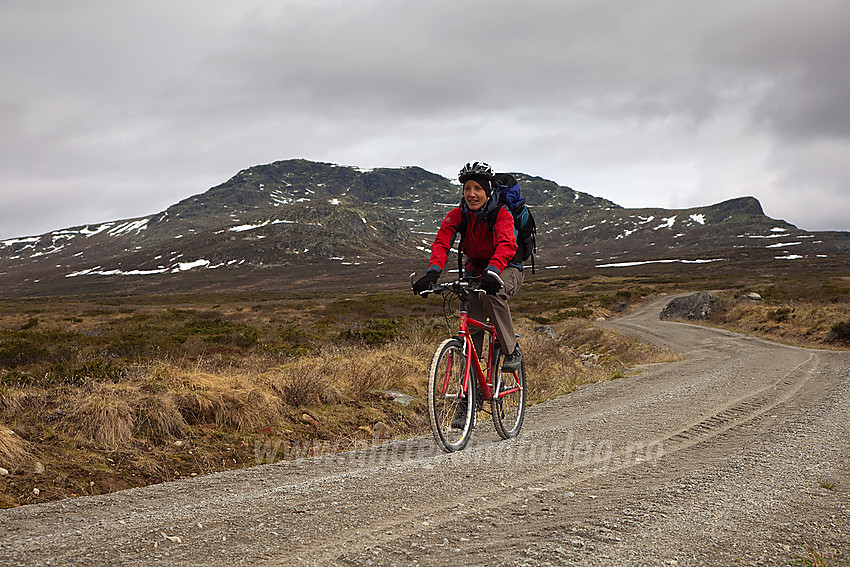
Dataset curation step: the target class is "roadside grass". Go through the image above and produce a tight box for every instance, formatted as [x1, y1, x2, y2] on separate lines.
[0, 425, 30, 468]
[700, 290, 850, 348]
[520, 317, 675, 401]
[789, 541, 848, 567]
[0, 270, 846, 507]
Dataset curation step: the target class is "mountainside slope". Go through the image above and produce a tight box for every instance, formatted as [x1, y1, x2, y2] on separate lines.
[1, 159, 848, 296]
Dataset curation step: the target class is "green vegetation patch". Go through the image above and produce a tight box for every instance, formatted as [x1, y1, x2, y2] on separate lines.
[339, 317, 403, 345]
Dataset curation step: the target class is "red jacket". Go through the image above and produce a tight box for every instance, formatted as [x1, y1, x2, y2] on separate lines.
[428, 202, 518, 275]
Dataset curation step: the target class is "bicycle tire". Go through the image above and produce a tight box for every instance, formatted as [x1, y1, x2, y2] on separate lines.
[491, 355, 526, 439]
[427, 338, 473, 452]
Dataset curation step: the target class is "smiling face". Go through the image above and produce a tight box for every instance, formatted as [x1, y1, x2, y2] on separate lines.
[463, 179, 488, 211]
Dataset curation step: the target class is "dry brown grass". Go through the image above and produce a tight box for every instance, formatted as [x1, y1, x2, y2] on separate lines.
[265, 358, 346, 406]
[518, 318, 677, 401]
[263, 340, 432, 406]
[137, 392, 188, 441]
[707, 293, 850, 348]
[0, 386, 24, 414]
[141, 362, 283, 432]
[178, 387, 281, 431]
[61, 384, 136, 449]
[0, 424, 30, 468]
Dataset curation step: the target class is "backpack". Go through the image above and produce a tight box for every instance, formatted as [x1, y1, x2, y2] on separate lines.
[455, 173, 538, 274]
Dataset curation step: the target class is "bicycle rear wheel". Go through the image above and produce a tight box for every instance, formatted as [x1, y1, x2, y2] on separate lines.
[491, 355, 526, 439]
[427, 338, 473, 452]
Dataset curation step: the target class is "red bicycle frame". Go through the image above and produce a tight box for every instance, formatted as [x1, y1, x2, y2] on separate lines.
[441, 301, 521, 403]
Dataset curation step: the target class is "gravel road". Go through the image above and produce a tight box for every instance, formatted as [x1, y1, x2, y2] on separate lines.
[2, 296, 849, 566]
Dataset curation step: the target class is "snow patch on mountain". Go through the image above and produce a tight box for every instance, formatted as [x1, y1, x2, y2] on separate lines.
[596, 258, 726, 268]
[107, 218, 150, 237]
[229, 219, 297, 233]
[66, 258, 221, 278]
[654, 216, 677, 230]
[1, 219, 150, 259]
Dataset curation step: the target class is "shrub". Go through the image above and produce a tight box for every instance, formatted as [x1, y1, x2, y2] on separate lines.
[106, 328, 171, 358]
[183, 314, 259, 349]
[46, 359, 126, 386]
[259, 325, 317, 358]
[770, 307, 794, 322]
[830, 321, 850, 342]
[0, 334, 50, 368]
[338, 318, 401, 345]
[271, 367, 340, 406]
[1, 370, 31, 387]
[258, 341, 314, 358]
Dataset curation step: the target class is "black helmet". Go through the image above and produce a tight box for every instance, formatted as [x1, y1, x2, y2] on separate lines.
[458, 161, 494, 184]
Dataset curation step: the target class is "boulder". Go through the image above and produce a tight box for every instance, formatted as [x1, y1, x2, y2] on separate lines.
[534, 325, 556, 339]
[384, 390, 414, 406]
[660, 291, 720, 321]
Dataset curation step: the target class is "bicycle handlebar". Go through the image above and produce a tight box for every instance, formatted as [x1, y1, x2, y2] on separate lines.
[487, 270, 506, 289]
[410, 271, 504, 297]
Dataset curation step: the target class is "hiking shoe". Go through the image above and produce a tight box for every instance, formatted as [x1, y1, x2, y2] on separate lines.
[451, 397, 468, 429]
[501, 346, 523, 372]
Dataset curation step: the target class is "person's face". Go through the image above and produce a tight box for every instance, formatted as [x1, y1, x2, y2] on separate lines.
[463, 180, 488, 211]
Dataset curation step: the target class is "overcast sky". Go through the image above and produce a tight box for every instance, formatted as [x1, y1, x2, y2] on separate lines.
[2, 0, 849, 240]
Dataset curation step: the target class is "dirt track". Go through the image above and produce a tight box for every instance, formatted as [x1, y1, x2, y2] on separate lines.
[2, 296, 849, 566]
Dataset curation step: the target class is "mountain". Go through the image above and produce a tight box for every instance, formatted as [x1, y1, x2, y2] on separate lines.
[1, 159, 848, 296]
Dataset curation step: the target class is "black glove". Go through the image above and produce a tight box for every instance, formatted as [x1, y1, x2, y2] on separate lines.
[479, 271, 502, 295]
[412, 270, 440, 295]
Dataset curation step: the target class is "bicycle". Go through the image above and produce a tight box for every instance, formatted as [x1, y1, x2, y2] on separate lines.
[414, 274, 526, 452]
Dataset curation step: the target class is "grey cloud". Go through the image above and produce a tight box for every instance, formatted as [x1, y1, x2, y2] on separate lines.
[1, 0, 849, 238]
[703, 0, 850, 140]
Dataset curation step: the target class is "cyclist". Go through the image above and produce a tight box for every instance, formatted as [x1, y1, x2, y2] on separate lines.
[412, 161, 524, 373]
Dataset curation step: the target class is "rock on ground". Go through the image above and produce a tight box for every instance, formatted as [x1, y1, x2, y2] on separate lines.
[660, 291, 720, 321]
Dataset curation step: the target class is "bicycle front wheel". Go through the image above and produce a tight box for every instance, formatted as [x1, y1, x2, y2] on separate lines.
[427, 338, 473, 452]
[491, 355, 526, 439]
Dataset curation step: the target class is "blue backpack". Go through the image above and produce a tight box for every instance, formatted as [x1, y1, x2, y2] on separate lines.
[494, 173, 537, 272]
